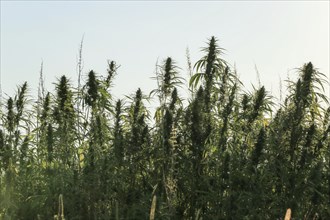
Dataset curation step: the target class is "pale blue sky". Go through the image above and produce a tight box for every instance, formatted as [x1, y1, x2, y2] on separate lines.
[1, 1, 329, 102]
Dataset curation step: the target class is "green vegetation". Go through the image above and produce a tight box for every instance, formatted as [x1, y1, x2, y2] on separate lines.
[0, 37, 329, 219]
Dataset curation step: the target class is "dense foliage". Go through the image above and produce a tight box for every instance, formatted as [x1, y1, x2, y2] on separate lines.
[0, 37, 329, 219]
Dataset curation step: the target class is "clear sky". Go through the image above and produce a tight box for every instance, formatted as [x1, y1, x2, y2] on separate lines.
[1, 1, 329, 103]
